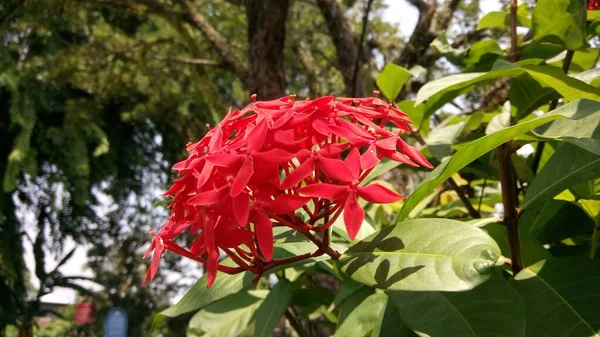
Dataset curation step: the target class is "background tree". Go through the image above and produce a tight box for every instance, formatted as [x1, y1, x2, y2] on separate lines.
[1, 0, 499, 336]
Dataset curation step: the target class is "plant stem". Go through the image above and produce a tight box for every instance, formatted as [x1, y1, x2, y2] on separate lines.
[446, 178, 481, 218]
[589, 222, 600, 259]
[497, 143, 524, 273]
[285, 309, 307, 337]
[509, 0, 518, 62]
[531, 49, 575, 173]
[477, 178, 487, 213]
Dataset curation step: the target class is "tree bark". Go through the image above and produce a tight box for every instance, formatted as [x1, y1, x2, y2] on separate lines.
[316, 0, 364, 97]
[397, 0, 460, 68]
[246, 0, 291, 99]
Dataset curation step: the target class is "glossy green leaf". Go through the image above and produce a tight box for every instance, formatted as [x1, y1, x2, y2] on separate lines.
[510, 73, 557, 120]
[333, 211, 376, 242]
[463, 40, 503, 70]
[152, 266, 255, 328]
[525, 200, 595, 243]
[376, 64, 412, 101]
[187, 290, 267, 337]
[254, 279, 299, 337]
[531, 104, 600, 155]
[371, 296, 416, 337]
[523, 144, 600, 210]
[532, 0, 587, 51]
[510, 258, 600, 337]
[340, 219, 501, 291]
[466, 217, 501, 228]
[331, 278, 365, 308]
[334, 291, 386, 337]
[427, 121, 466, 160]
[483, 222, 551, 267]
[397, 99, 600, 221]
[361, 159, 401, 186]
[477, 4, 531, 30]
[580, 199, 600, 222]
[415, 61, 600, 121]
[388, 272, 525, 337]
[548, 48, 600, 73]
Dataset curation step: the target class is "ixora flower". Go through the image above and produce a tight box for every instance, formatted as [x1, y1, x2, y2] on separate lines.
[143, 93, 432, 287]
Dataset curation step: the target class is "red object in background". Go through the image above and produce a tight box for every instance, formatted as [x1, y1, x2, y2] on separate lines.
[590, 0, 600, 10]
[74, 303, 94, 324]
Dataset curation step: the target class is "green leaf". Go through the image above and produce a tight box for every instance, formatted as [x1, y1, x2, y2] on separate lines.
[361, 159, 401, 186]
[548, 48, 600, 73]
[531, 104, 600, 155]
[333, 211, 376, 242]
[152, 267, 255, 328]
[466, 217, 501, 228]
[525, 200, 595, 243]
[532, 0, 587, 51]
[463, 40, 504, 70]
[371, 296, 416, 337]
[387, 272, 525, 337]
[397, 99, 600, 221]
[187, 290, 267, 337]
[580, 199, 600, 222]
[331, 278, 365, 308]
[254, 279, 299, 337]
[509, 258, 600, 337]
[340, 219, 501, 291]
[397, 100, 429, 134]
[376, 64, 412, 101]
[427, 122, 467, 160]
[510, 73, 558, 120]
[482, 222, 551, 267]
[415, 61, 600, 122]
[477, 4, 531, 30]
[334, 291, 387, 337]
[485, 102, 511, 135]
[523, 144, 600, 210]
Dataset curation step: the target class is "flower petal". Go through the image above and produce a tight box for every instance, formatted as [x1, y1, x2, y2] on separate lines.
[298, 183, 348, 200]
[396, 138, 433, 168]
[361, 145, 380, 171]
[233, 193, 250, 226]
[281, 156, 315, 190]
[247, 120, 268, 151]
[204, 216, 218, 288]
[253, 211, 274, 261]
[192, 161, 215, 189]
[206, 153, 243, 167]
[344, 147, 361, 178]
[344, 192, 365, 241]
[188, 185, 228, 205]
[262, 194, 310, 214]
[274, 129, 296, 145]
[253, 148, 294, 166]
[318, 156, 356, 182]
[231, 157, 254, 197]
[358, 184, 404, 203]
[312, 118, 332, 136]
[377, 137, 397, 151]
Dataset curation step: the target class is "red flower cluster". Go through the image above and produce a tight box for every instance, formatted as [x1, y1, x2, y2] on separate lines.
[143, 94, 432, 287]
[590, 0, 600, 10]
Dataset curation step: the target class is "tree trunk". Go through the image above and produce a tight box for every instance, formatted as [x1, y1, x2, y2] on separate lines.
[316, 0, 364, 97]
[246, 0, 290, 99]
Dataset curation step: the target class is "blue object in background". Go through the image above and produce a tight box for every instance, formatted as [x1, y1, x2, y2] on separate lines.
[104, 307, 128, 337]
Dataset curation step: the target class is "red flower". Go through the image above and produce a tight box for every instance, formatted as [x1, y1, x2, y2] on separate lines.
[143, 93, 432, 287]
[590, 0, 600, 10]
[298, 148, 404, 240]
